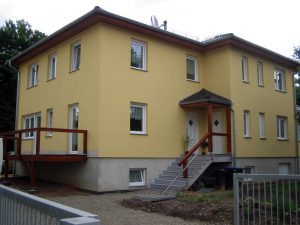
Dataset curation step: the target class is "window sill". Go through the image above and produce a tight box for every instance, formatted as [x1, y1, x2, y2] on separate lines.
[27, 85, 38, 89]
[244, 136, 251, 139]
[69, 68, 80, 73]
[275, 89, 286, 93]
[242, 80, 249, 84]
[258, 84, 264, 87]
[23, 137, 34, 141]
[129, 183, 146, 187]
[187, 79, 200, 83]
[130, 66, 148, 72]
[45, 134, 53, 138]
[277, 138, 289, 141]
[259, 137, 266, 140]
[130, 132, 147, 136]
[47, 78, 56, 82]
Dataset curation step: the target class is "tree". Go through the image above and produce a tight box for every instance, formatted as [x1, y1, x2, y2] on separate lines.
[0, 20, 46, 132]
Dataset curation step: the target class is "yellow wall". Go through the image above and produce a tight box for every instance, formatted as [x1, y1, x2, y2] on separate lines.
[16, 22, 297, 159]
[229, 48, 296, 157]
[18, 24, 102, 154]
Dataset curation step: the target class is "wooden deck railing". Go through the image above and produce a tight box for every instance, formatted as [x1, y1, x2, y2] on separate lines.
[178, 131, 229, 178]
[0, 127, 88, 158]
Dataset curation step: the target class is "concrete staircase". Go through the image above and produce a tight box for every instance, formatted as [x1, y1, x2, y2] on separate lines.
[150, 155, 215, 191]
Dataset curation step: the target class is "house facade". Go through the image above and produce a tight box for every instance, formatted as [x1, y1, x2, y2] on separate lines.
[6, 7, 299, 192]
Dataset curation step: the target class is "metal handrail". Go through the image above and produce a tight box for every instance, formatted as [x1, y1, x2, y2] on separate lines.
[161, 151, 201, 195]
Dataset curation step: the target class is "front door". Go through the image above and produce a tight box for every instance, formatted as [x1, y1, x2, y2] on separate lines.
[69, 104, 79, 153]
[212, 112, 224, 154]
[186, 112, 199, 149]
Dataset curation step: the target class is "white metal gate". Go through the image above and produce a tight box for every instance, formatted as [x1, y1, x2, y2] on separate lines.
[234, 173, 300, 225]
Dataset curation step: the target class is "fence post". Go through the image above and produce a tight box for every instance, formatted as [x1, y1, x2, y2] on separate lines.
[233, 173, 240, 225]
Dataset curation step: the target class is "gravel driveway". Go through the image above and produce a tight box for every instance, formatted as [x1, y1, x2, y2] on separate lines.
[40, 190, 225, 225]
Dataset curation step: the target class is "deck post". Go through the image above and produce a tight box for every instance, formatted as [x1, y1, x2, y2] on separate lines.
[83, 130, 87, 155]
[226, 107, 232, 153]
[17, 131, 22, 157]
[208, 104, 213, 153]
[36, 129, 40, 157]
[183, 152, 188, 178]
[3, 138, 8, 180]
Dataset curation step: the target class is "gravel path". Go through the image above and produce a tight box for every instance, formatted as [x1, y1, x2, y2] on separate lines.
[40, 190, 224, 225]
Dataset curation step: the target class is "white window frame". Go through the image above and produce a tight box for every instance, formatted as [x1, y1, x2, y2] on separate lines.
[129, 168, 146, 186]
[46, 109, 53, 137]
[244, 111, 250, 137]
[242, 57, 248, 82]
[277, 116, 288, 140]
[71, 42, 81, 71]
[259, 113, 265, 139]
[48, 54, 57, 80]
[130, 40, 146, 70]
[23, 113, 41, 139]
[130, 103, 146, 135]
[257, 61, 263, 86]
[274, 68, 285, 91]
[186, 56, 199, 82]
[29, 63, 38, 87]
[244, 166, 255, 174]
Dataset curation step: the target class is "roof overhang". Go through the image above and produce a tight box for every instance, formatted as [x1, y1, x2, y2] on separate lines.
[10, 7, 300, 70]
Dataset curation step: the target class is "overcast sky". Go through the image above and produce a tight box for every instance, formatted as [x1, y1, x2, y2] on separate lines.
[0, 0, 299, 58]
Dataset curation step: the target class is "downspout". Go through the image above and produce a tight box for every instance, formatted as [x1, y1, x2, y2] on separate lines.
[8, 60, 19, 177]
[231, 104, 237, 167]
[293, 74, 299, 174]
[7, 60, 19, 132]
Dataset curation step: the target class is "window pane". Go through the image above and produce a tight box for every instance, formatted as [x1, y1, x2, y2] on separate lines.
[186, 58, 195, 80]
[129, 170, 142, 183]
[242, 58, 248, 81]
[72, 44, 81, 70]
[130, 106, 143, 132]
[131, 42, 143, 68]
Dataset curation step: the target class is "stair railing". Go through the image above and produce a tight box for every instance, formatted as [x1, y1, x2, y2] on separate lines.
[161, 151, 201, 195]
[161, 132, 210, 195]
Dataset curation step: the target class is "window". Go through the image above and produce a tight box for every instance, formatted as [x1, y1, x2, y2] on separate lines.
[71, 43, 81, 71]
[186, 56, 198, 81]
[259, 113, 265, 138]
[242, 57, 248, 82]
[277, 116, 288, 139]
[131, 40, 146, 70]
[23, 113, 41, 139]
[29, 63, 38, 87]
[129, 169, 145, 186]
[48, 54, 57, 80]
[279, 163, 290, 175]
[244, 111, 250, 137]
[257, 61, 263, 86]
[244, 166, 255, 174]
[130, 103, 146, 134]
[274, 68, 285, 91]
[46, 109, 53, 136]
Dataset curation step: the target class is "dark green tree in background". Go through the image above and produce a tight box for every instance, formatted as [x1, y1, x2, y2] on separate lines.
[294, 46, 300, 107]
[0, 20, 46, 132]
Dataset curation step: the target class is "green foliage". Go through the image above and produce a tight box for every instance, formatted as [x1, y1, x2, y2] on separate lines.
[181, 132, 193, 152]
[0, 20, 46, 132]
[176, 191, 233, 203]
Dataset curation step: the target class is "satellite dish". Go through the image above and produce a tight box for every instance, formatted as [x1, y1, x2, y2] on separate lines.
[151, 15, 159, 28]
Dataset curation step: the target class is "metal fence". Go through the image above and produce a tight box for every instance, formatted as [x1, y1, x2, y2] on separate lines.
[0, 185, 101, 225]
[233, 173, 300, 225]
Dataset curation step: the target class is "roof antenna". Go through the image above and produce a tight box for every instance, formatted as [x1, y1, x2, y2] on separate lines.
[151, 15, 167, 31]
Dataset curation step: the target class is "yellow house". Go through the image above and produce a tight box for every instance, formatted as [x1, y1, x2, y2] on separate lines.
[2, 6, 300, 192]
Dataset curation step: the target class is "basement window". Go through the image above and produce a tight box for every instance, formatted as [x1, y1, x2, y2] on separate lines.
[129, 169, 145, 186]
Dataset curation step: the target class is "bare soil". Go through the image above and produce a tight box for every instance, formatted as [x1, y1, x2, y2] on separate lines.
[121, 195, 233, 224]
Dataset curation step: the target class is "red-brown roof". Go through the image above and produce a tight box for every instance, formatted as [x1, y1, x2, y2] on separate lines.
[10, 6, 300, 70]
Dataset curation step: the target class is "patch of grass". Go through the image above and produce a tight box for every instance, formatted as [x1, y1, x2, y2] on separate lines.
[176, 191, 233, 203]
